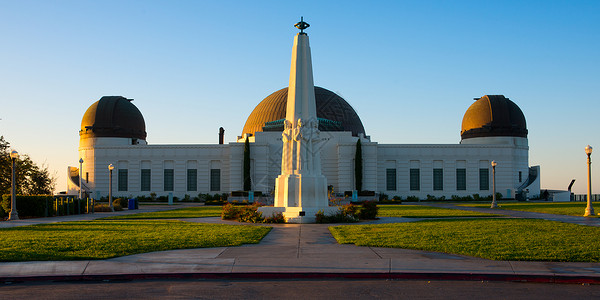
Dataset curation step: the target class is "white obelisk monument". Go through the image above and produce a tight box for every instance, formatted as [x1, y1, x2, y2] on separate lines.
[259, 18, 336, 223]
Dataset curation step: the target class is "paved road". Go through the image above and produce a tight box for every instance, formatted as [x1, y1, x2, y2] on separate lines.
[1, 279, 599, 299]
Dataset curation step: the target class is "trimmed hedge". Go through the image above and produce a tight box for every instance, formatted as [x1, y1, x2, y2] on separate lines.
[1, 195, 88, 218]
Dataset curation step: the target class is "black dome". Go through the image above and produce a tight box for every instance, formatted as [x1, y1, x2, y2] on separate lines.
[242, 86, 366, 137]
[461, 95, 527, 140]
[80, 96, 146, 140]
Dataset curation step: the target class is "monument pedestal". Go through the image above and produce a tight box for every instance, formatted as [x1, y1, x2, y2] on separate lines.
[259, 173, 337, 223]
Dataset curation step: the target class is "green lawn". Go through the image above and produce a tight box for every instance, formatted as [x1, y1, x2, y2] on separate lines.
[458, 202, 600, 217]
[377, 205, 498, 218]
[0, 220, 270, 262]
[102, 206, 223, 220]
[330, 218, 600, 262]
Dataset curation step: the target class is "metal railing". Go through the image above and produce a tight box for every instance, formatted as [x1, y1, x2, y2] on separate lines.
[573, 194, 600, 202]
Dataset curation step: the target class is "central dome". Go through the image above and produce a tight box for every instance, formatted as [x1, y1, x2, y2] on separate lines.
[242, 87, 366, 137]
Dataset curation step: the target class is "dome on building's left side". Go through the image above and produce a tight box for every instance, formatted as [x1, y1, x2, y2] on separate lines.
[80, 96, 147, 140]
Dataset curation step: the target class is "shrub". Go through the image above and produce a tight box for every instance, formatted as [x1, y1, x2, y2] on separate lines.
[221, 203, 242, 220]
[405, 196, 420, 202]
[379, 193, 389, 201]
[94, 204, 112, 212]
[359, 201, 379, 220]
[1, 195, 64, 218]
[221, 203, 268, 223]
[263, 212, 285, 223]
[206, 199, 228, 206]
[238, 205, 263, 223]
[112, 198, 128, 208]
[315, 205, 359, 223]
[113, 204, 123, 211]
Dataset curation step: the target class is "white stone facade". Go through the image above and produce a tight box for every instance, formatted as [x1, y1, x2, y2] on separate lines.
[70, 130, 540, 200]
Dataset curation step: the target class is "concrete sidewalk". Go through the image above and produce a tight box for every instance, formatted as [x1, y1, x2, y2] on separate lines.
[1, 205, 600, 283]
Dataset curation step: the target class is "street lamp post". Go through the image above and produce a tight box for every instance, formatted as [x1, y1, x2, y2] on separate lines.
[108, 164, 115, 212]
[584, 145, 594, 217]
[79, 158, 84, 199]
[9, 150, 19, 220]
[491, 160, 498, 209]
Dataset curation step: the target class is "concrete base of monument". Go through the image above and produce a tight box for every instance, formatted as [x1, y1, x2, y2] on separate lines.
[258, 206, 339, 223]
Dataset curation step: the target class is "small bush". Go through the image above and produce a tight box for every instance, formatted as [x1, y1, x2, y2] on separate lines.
[405, 196, 420, 202]
[359, 201, 379, 220]
[221, 203, 268, 223]
[238, 204, 263, 223]
[112, 198, 128, 208]
[379, 193, 389, 201]
[221, 203, 242, 220]
[263, 212, 285, 223]
[206, 199, 228, 206]
[94, 204, 112, 212]
[316, 205, 359, 223]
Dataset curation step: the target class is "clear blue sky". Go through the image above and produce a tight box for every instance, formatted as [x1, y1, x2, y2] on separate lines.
[1, 0, 598, 194]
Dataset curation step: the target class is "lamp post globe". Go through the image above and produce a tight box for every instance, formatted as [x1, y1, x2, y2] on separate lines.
[490, 160, 498, 209]
[584, 145, 594, 217]
[108, 164, 115, 211]
[9, 150, 19, 220]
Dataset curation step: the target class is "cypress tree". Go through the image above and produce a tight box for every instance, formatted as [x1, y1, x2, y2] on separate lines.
[243, 136, 252, 191]
[355, 139, 362, 192]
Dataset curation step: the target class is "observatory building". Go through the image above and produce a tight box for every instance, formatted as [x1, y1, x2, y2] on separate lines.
[68, 24, 540, 202]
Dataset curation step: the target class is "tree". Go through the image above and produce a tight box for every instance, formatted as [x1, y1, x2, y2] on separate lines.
[0, 136, 56, 195]
[243, 136, 252, 191]
[354, 139, 362, 192]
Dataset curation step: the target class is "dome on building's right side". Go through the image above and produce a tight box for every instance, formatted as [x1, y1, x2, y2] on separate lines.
[461, 95, 527, 140]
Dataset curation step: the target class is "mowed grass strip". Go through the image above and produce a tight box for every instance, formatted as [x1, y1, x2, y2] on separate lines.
[330, 218, 600, 262]
[0, 220, 270, 262]
[459, 202, 600, 217]
[378, 205, 498, 218]
[103, 206, 223, 219]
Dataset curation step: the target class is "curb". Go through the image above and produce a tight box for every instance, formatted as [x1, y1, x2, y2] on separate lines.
[2, 272, 599, 284]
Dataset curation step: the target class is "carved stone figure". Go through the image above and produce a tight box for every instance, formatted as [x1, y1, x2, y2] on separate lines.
[281, 120, 293, 173]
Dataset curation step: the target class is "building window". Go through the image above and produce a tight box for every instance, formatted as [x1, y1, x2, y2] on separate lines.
[187, 169, 197, 191]
[85, 172, 89, 183]
[210, 169, 221, 191]
[386, 168, 396, 191]
[141, 169, 151, 191]
[456, 168, 466, 191]
[409, 169, 420, 191]
[479, 168, 489, 190]
[164, 169, 174, 191]
[519, 171, 522, 183]
[433, 168, 443, 191]
[118, 169, 128, 191]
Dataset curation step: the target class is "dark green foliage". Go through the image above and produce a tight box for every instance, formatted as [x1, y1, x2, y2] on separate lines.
[354, 139, 362, 192]
[0, 136, 56, 195]
[263, 212, 285, 223]
[316, 206, 359, 223]
[221, 203, 284, 223]
[379, 193, 389, 201]
[405, 196, 420, 202]
[112, 198, 128, 208]
[243, 137, 252, 191]
[1, 195, 88, 218]
[359, 201, 379, 219]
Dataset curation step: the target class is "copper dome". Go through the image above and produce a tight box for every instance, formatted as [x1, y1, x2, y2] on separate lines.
[242, 87, 366, 137]
[80, 96, 147, 140]
[461, 95, 527, 140]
